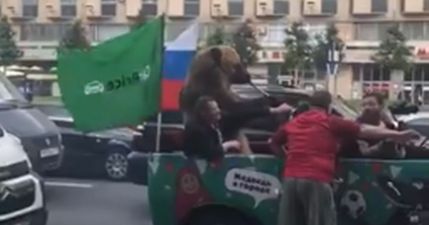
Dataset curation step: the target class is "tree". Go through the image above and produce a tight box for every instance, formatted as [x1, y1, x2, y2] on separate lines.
[131, 8, 147, 30]
[284, 22, 314, 85]
[371, 25, 412, 71]
[205, 25, 229, 47]
[0, 17, 23, 68]
[231, 19, 261, 66]
[313, 24, 344, 74]
[59, 20, 91, 51]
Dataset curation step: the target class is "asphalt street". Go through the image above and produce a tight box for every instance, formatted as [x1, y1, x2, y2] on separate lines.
[45, 177, 152, 225]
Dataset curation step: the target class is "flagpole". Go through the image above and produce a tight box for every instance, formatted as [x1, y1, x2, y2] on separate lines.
[155, 14, 166, 153]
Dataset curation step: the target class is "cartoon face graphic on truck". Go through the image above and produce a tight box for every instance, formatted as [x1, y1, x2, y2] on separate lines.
[84, 81, 105, 96]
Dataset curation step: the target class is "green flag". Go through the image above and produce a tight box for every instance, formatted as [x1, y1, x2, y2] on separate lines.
[58, 16, 164, 132]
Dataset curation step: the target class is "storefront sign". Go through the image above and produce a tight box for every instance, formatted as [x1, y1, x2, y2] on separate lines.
[416, 47, 429, 60]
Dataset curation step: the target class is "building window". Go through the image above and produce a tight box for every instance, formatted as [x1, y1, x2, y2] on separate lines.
[373, 66, 381, 81]
[424, 65, 429, 81]
[61, 0, 77, 17]
[303, 71, 316, 80]
[101, 0, 116, 16]
[425, 0, 429, 11]
[89, 24, 129, 42]
[382, 67, 390, 81]
[184, 0, 200, 16]
[322, 0, 337, 14]
[273, 0, 289, 15]
[165, 20, 203, 42]
[371, 0, 387, 13]
[404, 70, 412, 81]
[20, 24, 72, 41]
[354, 22, 394, 40]
[402, 22, 425, 40]
[361, 64, 390, 81]
[352, 64, 360, 81]
[228, 0, 243, 16]
[356, 22, 429, 41]
[355, 23, 377, 40]
[23, 0, 38, 18]
[257, 24, 287, 47]
[142, 0, 158, 16]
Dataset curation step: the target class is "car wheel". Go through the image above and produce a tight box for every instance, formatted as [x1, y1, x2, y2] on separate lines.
[104, 148, 129, 181]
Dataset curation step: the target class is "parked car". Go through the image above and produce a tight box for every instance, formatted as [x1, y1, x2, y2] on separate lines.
[127, 84, 358, 185]
[36, 104, 141, 180]
[0, 75, 63, 173]
[0, 125, 47, 225]
[397, 112, 429, 137]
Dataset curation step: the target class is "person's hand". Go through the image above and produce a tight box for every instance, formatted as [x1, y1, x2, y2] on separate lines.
[393, 129, 421, 143]
[222, 140, 241, 152]
[270, 103, 293, 114]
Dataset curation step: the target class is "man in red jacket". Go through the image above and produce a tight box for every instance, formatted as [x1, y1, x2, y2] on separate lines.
[270, 90, 418, 225]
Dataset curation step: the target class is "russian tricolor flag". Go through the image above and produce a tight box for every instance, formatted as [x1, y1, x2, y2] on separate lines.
[161, 22, 199, 110]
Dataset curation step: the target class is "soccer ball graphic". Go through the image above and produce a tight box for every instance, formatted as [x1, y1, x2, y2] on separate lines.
[340, 190, 367, 219]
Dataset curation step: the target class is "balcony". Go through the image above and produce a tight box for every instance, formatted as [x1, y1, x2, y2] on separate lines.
[85, 0, 116, 20]
[255, 0, 288, 18]
[125, 0, 141, 18]
[302, 0, 336, 17]
[210, 0, 243, 19]
[402, 0, 429, 15]
[351, 0, 387, 16]
[5, 6, 38, 21]
[18, 42, 58, 61]
[168, 1, 200, 19]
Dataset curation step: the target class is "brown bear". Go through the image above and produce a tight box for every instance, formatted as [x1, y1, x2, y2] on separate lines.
[179, 45, 291, 155]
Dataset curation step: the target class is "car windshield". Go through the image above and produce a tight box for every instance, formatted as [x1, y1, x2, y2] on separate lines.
[233, 84, 358, 119]
[0, 75, 28, 103]
[38, 104, 71, 118]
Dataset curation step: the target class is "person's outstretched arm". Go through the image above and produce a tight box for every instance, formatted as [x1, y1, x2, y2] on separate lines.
[222, 99, 293, 127]
[329, 116, 419, 143]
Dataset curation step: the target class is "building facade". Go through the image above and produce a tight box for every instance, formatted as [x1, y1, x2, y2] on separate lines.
[2, 0, 429, 102]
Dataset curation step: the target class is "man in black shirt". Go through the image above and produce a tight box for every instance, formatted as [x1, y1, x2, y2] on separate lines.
[184, 95, 293, 161]
[184, 96, 241, 161]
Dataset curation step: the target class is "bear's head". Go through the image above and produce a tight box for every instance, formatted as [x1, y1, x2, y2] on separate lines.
[180, 45, 252, 114]
[186, 45, 251, 86]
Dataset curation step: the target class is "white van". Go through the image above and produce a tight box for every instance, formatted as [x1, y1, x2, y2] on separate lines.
[0, 126, 47, 225]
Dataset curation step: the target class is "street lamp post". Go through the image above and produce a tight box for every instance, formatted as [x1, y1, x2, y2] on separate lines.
[326, 41, 341, 96]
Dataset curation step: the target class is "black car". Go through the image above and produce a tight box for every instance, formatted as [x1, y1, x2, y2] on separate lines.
[37, 104, 141, 180]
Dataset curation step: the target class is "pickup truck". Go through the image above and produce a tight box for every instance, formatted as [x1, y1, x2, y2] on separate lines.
[127, 84, 356, 185]
[145, 85, 429, 225]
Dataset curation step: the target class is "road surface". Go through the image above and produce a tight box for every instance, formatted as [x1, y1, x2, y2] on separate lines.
[45, 177, 152, 225]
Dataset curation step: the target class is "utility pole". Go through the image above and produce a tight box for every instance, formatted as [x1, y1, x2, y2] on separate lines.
[326, 41, 341, 96]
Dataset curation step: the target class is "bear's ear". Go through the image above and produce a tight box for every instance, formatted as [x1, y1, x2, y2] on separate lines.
[210, 47, 222, 67]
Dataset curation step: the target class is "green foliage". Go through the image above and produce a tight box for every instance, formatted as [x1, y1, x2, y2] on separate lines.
[131, 8, 147, 30]
[231, 20, 261, 66]
[371, 25, 412, 71]
[59, 20, 91, 51]
[284, 22, 314, 71]
[0, 17, 22, 66]
[205, 25, 230, 47]
[312, 23, 344, 73]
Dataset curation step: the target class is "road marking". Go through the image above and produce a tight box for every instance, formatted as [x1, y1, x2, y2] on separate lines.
[45, 181, 94, 189]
